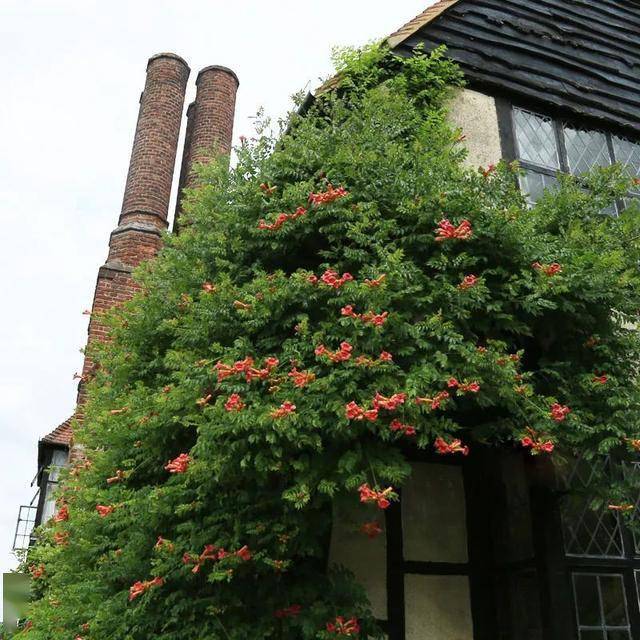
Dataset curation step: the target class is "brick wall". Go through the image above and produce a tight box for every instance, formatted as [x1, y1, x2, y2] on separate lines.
[174, 65, 239, 223]
[77, 53, 190, 404]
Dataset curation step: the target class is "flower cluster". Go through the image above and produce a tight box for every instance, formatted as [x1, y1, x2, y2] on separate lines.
[215, 356, 279, 383]
[315, 342, 353, 363]
[550, 403, 571, 422]
[258, 207, 307, 231]
[271, 401, 296, 418]
[458, 274, 478, 290]
[341, 305, 388, 326]
[260, 182, 277, 196]
[532, 261, 562, 276]
[53, 505, 69, 523]
[363, 274, 386, 287]
[593, 374, 608, 385]
[95, 505, 114, 517]
[165, 453, 191, 474]
[345, 401, 378, 422]
[447, 378, 481, 394]
[183, 545, 226, 573]
[154, 537, 174, 552]
[225, 393, 245, 412]
[435, 219, 473, 241]
[54, 531, 69, 546]
[373, 392, 406, 411]
[521, 428, 554, 455]
[308, 269, 353, 289]
[415, 391, 450, 410]
[434, 437, 469, 456]
[29, 564, 45, 579]
[183, 544, 252, 574]
[390, 419, 416, 437]
[326, 616, 360, 636]
[128, 577, 164, 602]
[308, 184, 348, 206]
[354, 351, 393, 367]
[288, 368, 316, 388]
[358, 484, 395, 509]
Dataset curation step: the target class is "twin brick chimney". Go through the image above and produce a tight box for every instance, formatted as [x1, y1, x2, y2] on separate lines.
[77, 53, 239, 403]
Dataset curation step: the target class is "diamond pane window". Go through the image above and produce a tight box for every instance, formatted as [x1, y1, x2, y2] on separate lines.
[562, 456, 624, 558]
[519, 170, 559, 206]
[613, 137, 640, 192]
[564, 126, 611, 175]
[513, 108, 559, 169]
[572, 574, 631, 640]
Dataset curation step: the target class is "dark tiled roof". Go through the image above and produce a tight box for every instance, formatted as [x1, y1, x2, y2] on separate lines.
[41, 417, 73, 447]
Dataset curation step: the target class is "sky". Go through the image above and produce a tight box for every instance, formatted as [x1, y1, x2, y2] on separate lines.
[0, 0, 434, 613]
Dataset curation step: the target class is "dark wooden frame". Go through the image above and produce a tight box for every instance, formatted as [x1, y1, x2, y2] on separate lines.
[382, 448, 499, 639]
[34, 444, 68, 528]
[495, 96, 639, 214]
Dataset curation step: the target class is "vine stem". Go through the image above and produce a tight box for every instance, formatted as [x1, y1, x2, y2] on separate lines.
[214, 613, 232, 640]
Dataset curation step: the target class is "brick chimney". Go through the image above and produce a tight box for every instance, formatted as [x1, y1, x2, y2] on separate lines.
[77, 52, 190, 402]
[174, 65, 239, 225]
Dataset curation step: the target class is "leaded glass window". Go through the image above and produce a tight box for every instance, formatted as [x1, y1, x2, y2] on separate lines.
[562, 456, 624, 558]
[511, 107, 640, 213]
[564, 127, 611, 175]
[513, 108, 559, 169]
[572, 573, 631, 639]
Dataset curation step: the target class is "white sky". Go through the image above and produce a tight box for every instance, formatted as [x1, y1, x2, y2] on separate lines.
[0, 0, 434, 613]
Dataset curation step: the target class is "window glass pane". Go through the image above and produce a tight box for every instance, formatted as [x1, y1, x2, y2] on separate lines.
[607, 631, 631, 640]
[519, 170, 558, 206]
[574, 574, 602, 626]
[47, 449, 68, 482]
[564, 126, 611, 175]
[622, 195, 640, 215]
[600, 575, 628, 626]
[612, 136, 640, 184]
[561, 456, 624, 558]
[580, 633, 605, 640]
[513, 108, 559, 169]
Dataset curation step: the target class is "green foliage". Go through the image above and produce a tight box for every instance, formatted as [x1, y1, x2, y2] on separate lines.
[23, 44, 640, 639]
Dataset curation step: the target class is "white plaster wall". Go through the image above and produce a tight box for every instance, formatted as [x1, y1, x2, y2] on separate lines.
[448, 88, 503, 169]
[405, 574, 474, 640]
[402, 463, 468, 563]
[328, 501, 387, 619]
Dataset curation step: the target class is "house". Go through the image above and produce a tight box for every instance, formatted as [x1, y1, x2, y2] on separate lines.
[15, 1, 640, 639]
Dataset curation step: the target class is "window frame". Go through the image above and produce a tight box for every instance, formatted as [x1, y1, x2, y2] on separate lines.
[498, 99, 640, 212]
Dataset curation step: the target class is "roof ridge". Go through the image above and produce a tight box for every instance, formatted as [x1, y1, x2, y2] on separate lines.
[386, 0, 462, 49]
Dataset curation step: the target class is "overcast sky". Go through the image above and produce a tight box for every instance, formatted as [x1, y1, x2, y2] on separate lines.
[0, 0, 434, 613]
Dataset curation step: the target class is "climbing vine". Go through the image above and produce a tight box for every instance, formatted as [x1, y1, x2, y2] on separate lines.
[22, 45, 640, 639]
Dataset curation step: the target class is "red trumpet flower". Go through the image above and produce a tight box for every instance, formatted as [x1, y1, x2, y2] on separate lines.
[128, 577, 164, 601]
[308, 184, 349, 206]
[435, 219, 473, 241]
[165, 453, 191, 474]
[224, 393, 245, 412]
[326, 616, 360, 635]
[358, 483, 395, 509]
[434, 437, 469, 456]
